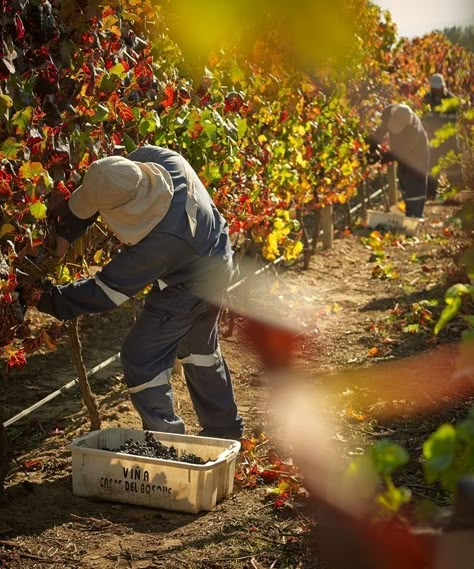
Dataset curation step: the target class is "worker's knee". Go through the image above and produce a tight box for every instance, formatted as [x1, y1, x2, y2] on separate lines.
[120, 334, 141, 381]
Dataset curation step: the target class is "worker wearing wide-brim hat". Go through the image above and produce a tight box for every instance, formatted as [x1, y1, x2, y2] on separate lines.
[368, 103, 429, 219]
[35, 146, 244, 440]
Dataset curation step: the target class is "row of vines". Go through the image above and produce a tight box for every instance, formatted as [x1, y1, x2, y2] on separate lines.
[0, 3, 473, 369]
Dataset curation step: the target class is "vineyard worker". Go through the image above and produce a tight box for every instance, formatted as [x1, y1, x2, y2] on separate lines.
[368, 103, 429, 219]
[423, 73, 456, 112]
[422, 73, 459, 199]
[34, 146, 244, 440]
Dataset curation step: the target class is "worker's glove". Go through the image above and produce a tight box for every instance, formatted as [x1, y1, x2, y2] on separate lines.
[16, 278, 52, 309]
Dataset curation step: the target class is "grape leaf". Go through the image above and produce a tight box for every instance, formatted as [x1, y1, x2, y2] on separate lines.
[29, 202, 47, 219]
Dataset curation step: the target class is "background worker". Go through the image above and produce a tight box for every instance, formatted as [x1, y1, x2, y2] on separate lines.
[422, 73, 460, 198]
[368, 103, 430, 219]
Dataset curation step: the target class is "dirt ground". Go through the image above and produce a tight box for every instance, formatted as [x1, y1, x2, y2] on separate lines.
[1, 201, 473, 568]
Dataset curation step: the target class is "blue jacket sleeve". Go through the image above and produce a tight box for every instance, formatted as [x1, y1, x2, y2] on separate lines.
[36, 234, 197, 320]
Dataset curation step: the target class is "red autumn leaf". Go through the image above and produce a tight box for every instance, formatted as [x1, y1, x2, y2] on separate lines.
[304, 145, 313, 160]
[224, 92, 244, 113]
[189, 123, 204, 140]
[117, 100, 134, 122]
[111, 132, 123, 146]
[0, 170, 13, 199]
[199, 92, 212, 108]
[274, 493, 290, 508]
[102, 6, 115, 18]
[22, 459, 43, 471]
[7, 348, 27, 370]
[260, 469, 280, 482]
[55, 181, 71, 197]
[14, 14, 25, 40]
[160, 85, 176, 109]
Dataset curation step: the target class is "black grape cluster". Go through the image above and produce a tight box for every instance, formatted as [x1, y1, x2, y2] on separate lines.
[107, 431, 208, 465]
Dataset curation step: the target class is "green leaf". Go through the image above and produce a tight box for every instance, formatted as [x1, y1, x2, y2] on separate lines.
[434, 284, 474, 334]
[203, 163, 221, 184]
[250, 186, 261, 203]
[0, 137, 22, 160]
[423, 424, 457, 483]
[29, 202, 47, 220]
[101, 14, 119, 31]
[56, 264, 72, 284]
[139, 111, 161, 136]
[370, 440, 409, 476]
[11, 106, 33, 135]
[121, 11, 140, 22]
[202, 120, 218, 141]
[0, 94, 13, 121]
[446, 283, 473, 299]
[377, 479, 411, 512]
[431, 122, 458, 148]
[230, 60, 246, 85]
[235, 117, 248, 138]
[91, 104, 109, 123]
[123, 133, 137, 153]
[99, 74, 118, 94]
[108, 63, 127, 78]
[434, 298, 461, 334]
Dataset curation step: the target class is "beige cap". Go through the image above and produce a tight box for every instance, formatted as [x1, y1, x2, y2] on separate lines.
[69, 156, 174, 245]
[430, 73, 446, 89]
[387, 104, 413, 135]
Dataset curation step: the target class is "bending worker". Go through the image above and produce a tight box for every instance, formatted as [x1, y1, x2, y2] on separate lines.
[31, 146, 244, 440]
[368, 103, 430, 219]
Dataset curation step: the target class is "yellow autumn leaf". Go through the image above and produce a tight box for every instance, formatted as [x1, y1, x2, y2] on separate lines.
[0, 223, 15, 238]
[29, 202, 47, 220]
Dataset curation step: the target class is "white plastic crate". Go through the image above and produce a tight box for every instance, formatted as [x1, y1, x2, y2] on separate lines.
[367, 210, 421, 236]
[70, 428, 240, 514]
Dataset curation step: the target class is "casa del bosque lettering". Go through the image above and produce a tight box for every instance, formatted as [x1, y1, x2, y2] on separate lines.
[99, 467, 173, 496]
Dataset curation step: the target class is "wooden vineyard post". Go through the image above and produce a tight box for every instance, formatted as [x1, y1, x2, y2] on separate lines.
[321, 205, 333, 250]
[68, 318, 101, 431]
[388, 162, 398, 207]
[296, 208, 311, 269]
[359, 181, 368, 221]
[311, 208, 322, 255]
